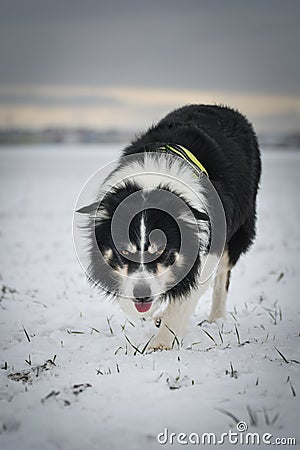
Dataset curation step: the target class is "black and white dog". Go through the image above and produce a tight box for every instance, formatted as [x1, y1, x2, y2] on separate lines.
[77, 105, 261, 350]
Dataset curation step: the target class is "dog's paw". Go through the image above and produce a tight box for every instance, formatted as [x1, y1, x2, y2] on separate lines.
[148, 335, 173, 352]
[148, 333, 182, 352]
[148, 342, 172, 352]
[208, 312, 226, 322]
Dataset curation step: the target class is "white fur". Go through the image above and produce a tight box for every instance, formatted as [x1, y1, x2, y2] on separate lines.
[209, 250, 231, 321]
[102, 153, 207, 213]
[149, 282, 209, 350]
[140, 214, 146, 264]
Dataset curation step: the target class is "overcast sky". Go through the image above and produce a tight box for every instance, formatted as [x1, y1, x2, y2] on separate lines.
[0, 0, 299, 133]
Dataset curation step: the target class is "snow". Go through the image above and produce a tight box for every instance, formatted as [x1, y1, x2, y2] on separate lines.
[0, 144, 299, 449]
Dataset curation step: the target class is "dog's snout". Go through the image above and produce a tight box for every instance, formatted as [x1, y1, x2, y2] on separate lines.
[133, 283, 152, 302]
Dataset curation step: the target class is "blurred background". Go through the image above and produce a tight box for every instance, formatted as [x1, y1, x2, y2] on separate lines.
[0, 0, 299, 146]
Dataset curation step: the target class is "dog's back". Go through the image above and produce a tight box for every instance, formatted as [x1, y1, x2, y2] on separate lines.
[124, 104, 261, 266]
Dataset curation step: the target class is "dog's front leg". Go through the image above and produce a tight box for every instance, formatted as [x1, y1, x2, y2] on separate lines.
[149, 291, 201, 351]
[209, 250, 231, 322]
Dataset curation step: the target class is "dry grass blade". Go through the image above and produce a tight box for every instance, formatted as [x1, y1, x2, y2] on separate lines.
[234, 323, 240, 345]
[226, 361, 238, 378]
[165, 324, 180, 349]
[48, 355, 57, 366]
[88, 326, 101, 334]
[218, 328, 224, 344]
[263, 407, 270, 425]
[67, 330, 85, 335]
[25, 354, 32, 366]
[270, 412, 280, 425]
[202, 328, 217, 345]
[289, 380, 296, 397]
[141, 335, 155, 354]
[106, 317, 114, 335]
[276, 272, 284, 282]
[41, 390, 60, 403]
[229, 312, 238, 323]
[247, 405, 258, 426]
[22, 324, 31, 342]
[124, 334, 142, 355]
[265, 309, 277, 325]
[217, 408, 240, 424]
[274, 346, 289, 364]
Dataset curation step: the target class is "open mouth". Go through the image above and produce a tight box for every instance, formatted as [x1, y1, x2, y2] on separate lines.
[134, 301, 152, 313]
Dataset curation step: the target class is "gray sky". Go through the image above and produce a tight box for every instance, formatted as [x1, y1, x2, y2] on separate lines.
[0, 0, 299, 133]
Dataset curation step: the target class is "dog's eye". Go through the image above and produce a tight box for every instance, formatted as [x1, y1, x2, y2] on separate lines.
[121, 249, 129, 255]
[155, 249, 164, 256]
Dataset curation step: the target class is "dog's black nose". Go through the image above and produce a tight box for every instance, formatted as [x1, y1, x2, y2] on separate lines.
[133, 283, 152, 302]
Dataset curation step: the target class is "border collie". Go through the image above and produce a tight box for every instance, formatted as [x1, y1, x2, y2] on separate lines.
[76, 104, 261, 350]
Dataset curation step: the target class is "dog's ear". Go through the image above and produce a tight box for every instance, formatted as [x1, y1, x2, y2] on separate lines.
[190, 207, 210, 222]
[76, 201, 99, 215]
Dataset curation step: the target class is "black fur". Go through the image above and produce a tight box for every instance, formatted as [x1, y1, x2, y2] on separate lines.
[123, 104, 261, 267]
[92, 180, 206, 301]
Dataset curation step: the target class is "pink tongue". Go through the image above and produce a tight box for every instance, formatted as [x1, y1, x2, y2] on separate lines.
[134, 302, 152, 313]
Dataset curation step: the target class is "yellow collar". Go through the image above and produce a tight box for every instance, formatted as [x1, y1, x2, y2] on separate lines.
[158, 143, 208, 177]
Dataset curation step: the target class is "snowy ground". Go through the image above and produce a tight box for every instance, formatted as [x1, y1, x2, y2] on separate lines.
[0, 144, 299, 450]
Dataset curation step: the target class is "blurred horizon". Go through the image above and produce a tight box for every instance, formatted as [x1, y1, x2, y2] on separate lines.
[0, 0, 299, 139]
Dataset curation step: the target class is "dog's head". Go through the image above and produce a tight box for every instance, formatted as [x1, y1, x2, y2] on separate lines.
[77, 178, 210, 318]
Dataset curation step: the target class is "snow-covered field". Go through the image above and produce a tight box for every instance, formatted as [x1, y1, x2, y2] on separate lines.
[0, 144, 299, 449]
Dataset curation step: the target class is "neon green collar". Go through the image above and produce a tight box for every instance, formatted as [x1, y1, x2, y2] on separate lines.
[158, 143, 208, 177]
